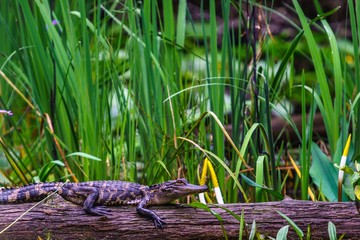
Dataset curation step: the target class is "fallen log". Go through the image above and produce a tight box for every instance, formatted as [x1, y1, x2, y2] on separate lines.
[0, 195, 359, 239]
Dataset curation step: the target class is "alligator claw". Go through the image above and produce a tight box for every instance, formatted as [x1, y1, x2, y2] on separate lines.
[85, 206, 112, 216]
[153, 218, 166, 229]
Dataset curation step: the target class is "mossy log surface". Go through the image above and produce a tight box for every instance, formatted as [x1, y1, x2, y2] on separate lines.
[0, 195, 359, 239]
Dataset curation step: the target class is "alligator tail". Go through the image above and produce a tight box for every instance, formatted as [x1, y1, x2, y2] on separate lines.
[0, 182, 63, 203]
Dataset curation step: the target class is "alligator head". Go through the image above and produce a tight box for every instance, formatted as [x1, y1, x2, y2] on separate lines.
[148, 178, 208, 205]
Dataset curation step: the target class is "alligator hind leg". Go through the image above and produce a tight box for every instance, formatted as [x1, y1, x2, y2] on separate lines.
[70, 186, 111, 216]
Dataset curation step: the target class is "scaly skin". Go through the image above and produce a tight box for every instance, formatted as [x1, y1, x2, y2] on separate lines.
[0, 179, 208, 229]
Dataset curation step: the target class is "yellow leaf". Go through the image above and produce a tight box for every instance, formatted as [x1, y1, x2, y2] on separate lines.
[355, 185, 360, 200]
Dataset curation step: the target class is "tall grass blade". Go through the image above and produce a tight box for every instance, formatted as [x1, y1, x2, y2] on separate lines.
[348, 0, 360, 162]
[292, 0, 337, 153]
[255, 155, 265, 202]
[301, 71, 309, 200]
[277, 210, 304, 239]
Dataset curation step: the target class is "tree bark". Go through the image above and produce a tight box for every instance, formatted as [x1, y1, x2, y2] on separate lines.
[0, 195, 359, 239]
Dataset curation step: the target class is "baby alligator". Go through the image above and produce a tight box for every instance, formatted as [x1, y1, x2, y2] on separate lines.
[0, 178, 208, 229]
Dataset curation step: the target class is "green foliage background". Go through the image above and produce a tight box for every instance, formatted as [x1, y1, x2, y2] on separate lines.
[0, 0, 359, 205]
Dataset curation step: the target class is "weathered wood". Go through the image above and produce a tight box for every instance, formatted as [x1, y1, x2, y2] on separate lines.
[0, 195, 359, 239]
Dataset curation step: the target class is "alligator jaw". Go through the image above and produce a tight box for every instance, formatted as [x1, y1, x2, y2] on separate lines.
[176, 182, 208, 196]
[148, 178, 208, 205]
[164, 178, 208, 198]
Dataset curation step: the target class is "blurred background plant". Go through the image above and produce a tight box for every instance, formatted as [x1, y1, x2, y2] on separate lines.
[0, 0, 358, 205]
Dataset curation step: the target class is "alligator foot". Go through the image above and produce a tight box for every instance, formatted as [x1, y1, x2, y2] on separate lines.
[84, 206, 112, 216]
[153, 217, 166, 229]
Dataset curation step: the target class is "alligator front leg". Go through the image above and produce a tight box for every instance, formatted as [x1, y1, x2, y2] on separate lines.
[69, 186, 111, 216]
[136, 201, 166, 229]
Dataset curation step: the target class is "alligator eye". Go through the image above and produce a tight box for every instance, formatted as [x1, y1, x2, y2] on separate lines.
[176, 179, 187, 185]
